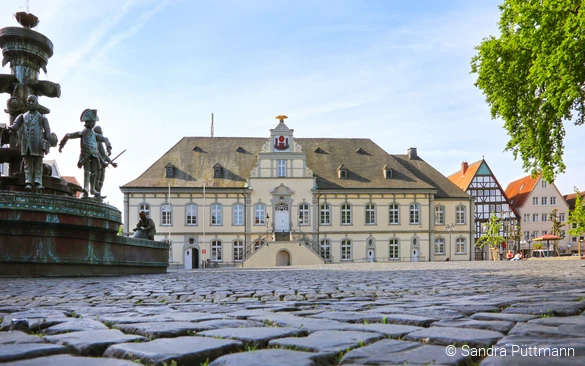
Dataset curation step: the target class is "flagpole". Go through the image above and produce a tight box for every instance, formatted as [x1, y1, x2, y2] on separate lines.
[203, 182, 206, 266]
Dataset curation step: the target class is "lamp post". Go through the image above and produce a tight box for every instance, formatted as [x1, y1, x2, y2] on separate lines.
[446, 223, 455, 261]
[579, 239, 583, 257]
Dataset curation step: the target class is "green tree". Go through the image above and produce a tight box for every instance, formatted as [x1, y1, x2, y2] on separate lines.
[476, 214, 505, 260]
[548, 208, 565, 253]
[568, 187, 585, 251]
[471, 0, 585, 182]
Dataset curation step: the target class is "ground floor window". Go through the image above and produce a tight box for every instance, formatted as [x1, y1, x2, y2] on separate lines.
[389, 238, 399, 259]
[456, 238, 466, 254]
[320, 239, 331, 261]
[435, 238, 445, 255]
[233, 240, 244, 261]
[212, 240, 222, 261]
[341, 239, 352, 260]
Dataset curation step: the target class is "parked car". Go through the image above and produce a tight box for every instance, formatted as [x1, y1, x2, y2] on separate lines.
[531, 249, 558, 258]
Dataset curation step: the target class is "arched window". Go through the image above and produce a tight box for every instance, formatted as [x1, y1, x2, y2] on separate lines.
[456, 237, 466, 254]
[365, 203, 376, 224]
[233, 240, 244, 261]
[319, 239, 331, 261]
[254, 204, 266, 225]
[456, 205, 466, 224]
[211, 240, 222, 261]
[435, 205, 445, 225]
[435, 238, 445, 255]
[341, 239, 352, 260]
[139, 203, 150, 218]
[298, 203, 309, 225]
[409, 203, 420, 224]
[211, 203, 222, 225]
[233, 203, 244, 226]
[161, 203, 172, 226]
[341, 203, 352, 225]
[388, 203, 400, 224]
[389, 238, 399, 259]
[186, 204, 198, 225]
[320, 203, 331, 225]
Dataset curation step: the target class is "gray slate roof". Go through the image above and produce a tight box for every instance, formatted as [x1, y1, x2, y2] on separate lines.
[121, 137, 468, 199]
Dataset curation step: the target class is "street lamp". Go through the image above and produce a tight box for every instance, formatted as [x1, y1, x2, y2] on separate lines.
[446, 223, 455, 260]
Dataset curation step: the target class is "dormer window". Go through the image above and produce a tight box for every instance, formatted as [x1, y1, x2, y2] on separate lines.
[236, 146, 246, 153]
[314, 147, 325, 154]
[193, 146, 202, 152]
[165, 163, 175, 178]
[384, 166, 394, 179]
[213, 163, 223, 178]
[338, 164, 348, 179]
[355, 148, 366, 154]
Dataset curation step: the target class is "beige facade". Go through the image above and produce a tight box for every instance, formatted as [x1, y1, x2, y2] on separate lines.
[121, 118, 474, 268]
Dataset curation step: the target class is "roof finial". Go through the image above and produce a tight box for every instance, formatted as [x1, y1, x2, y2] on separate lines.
[275, 115, 288, 122]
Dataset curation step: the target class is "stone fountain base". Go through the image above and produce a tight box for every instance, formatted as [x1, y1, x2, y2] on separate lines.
[0, 191, 169, 276]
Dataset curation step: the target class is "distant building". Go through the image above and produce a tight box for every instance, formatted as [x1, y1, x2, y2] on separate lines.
[505, 174, 570, 253]
[62, 176, 83, 198]
[121, 118, 474, 268]
[448, 159, 519, 260]
[563, 190, 585, 253]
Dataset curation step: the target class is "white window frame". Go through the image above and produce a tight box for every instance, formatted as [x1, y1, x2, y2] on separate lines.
[559, 213, 565, 222]
[211, 240, 222, 262]
[533, 197, 539, 205]
[139, 203, 151, 218]
[186, 203, 198, 225]
[341, 203, 352, 225]
[211, 203, 223, 226]
[551, 196, 556, 205]
[365, 203, 376, 225]
[319, 239, 331, 261]
[161, 203, 172, 226]
[233, 203, 244, 226]
[456, 237, 466, 254]
[341, 239, 352, 260]
[277, 159, 286, 177]
[410, 203, 421, 224]
[435, 238, 445, 255]
[542, 213, 547, 222]
[254, 204, 266, 225]
[298, 203, 310, 225]
[233, 240, 244, 262]
[389, 203, 400, 224]
[541, 197, 547, 205]
[320, 203, 331, 225]
[523, 214, 529, 223]
[533, 213, 538, 222]
[389, 238, 399, 259]
[456, 205, 466, 225]
[435, 205, 445, 225]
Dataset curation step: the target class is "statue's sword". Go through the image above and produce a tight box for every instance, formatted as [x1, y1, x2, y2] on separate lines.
[110, 149, 126, 163]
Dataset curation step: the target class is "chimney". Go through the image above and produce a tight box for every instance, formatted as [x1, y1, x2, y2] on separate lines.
[461, 161, 468, 175]
[407, 147, 418, 160]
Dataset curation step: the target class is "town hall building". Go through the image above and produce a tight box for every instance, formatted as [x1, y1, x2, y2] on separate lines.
[120, 116, 474, 268]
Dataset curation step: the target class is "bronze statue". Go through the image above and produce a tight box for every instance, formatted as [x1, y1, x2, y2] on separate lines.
[132, 211, 156, 240]
[93, 125, 117, 198]
[58, 109, 112, 198]
[8, 95, 56, 192]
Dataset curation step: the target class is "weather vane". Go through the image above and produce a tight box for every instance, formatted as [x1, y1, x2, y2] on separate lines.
[275, 115, 288, 122]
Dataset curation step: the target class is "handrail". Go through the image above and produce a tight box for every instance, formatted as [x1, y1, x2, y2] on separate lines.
[244, 229, 272, 259]
[291, 228, 327, 261]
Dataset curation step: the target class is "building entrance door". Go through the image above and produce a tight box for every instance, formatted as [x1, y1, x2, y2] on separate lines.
[274, 203, 289, 232]
[411, 248, 420, 262]
[367, 248, 375, 263]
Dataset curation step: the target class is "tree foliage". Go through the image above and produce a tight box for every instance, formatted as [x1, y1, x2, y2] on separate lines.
[471, 0, 585, 182]
[475, 214, 505, 249]
[568, 187, 585, 239]
[548, 208, 565, 236]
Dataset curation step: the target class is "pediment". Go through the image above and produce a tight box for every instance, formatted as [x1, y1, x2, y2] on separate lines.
[271, 183, 293, 196]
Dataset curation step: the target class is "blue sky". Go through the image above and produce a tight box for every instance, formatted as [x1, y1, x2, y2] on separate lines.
[1, 0, 583, 213]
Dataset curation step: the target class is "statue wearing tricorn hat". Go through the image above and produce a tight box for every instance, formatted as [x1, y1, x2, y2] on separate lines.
[59, 108, 113, 199]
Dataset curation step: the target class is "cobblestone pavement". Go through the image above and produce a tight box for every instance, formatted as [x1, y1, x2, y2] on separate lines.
[1, 260, 585, 365]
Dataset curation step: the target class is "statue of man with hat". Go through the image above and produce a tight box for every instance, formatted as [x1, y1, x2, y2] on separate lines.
[8, 94, 57, 192]
[58, 108, 112, 198]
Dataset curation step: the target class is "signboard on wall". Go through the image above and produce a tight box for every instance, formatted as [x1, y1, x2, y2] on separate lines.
[202, 249, 206, 254]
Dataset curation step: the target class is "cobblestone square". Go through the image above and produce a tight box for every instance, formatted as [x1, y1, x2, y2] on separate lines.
[1, 260, 584, 365]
